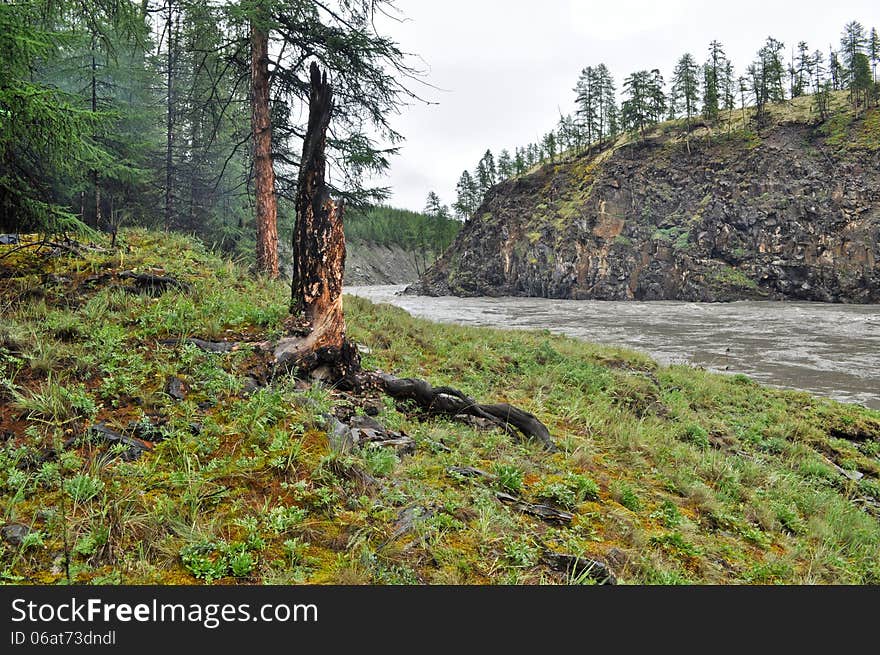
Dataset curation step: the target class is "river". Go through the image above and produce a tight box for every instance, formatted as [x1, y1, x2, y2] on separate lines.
[346, 285, 880, 410]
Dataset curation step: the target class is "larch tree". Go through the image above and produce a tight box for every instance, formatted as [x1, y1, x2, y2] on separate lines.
[595, 64, 616, 143]
[829, 48, 843, 90]
[453, 170, 479, 219]
[575, 66, 597, 148]
[840, 22, 867, 80]
[870, 27, 880, 82]
[0, 2, 116, 233]
[792, 41, 811, 98]
[475, 149, 497, 197]
[852, 52, 873, 107]
[513, 148, 526, 175]
[648, 69, 667, 124]
[424, 191, 443, 216]
[622, 70, 651, 137]
[811, 49, 826, 95]
[671, 53, 701, 125]
[229, 0, 422, 278]
[703, 40, 726, 121]
[497, 149, 514, 179]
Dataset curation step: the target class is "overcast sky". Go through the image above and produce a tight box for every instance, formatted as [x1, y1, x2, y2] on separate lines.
[367, 0, 877, 213]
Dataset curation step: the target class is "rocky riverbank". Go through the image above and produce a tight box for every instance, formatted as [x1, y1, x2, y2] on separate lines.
[412, 100, 880, 302]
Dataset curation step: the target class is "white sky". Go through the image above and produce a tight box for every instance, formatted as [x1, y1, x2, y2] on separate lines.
[369, 0, 877, 212]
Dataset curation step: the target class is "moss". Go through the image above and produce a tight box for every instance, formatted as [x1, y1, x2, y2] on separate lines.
[707, 265, 759, 291]
[2, 229, 879, 586]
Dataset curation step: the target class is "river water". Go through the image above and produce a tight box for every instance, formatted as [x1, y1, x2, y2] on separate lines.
[346, 285, 880, 410]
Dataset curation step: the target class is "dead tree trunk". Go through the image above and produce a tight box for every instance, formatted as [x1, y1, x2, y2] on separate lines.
[274, 62, 359, 380]
[264, 63, 553, 450]
[250, 9, 279, 278]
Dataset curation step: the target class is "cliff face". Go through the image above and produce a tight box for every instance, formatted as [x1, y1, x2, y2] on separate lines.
[344, 240, 430, 286]
[413, 108, 880, 302]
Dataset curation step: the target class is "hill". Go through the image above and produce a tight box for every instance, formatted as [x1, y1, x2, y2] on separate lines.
[1, 231, 879, 584]
[342, 205, 461, 285]
[413, 94, 880, 302]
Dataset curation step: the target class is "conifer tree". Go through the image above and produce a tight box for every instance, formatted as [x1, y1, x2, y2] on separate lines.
[840, 21, 868, 105]
[497, 149, 513, 179]
[702, 40, 726, 121]
[672, 53, 701, 124]
[453, 170, 479, 219]
[870, 27, 880, 82]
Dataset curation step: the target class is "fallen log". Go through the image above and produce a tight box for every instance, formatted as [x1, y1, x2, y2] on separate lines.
[374, 372, 558, 452]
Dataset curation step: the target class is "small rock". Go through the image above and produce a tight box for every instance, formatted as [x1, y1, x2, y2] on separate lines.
[605, 547, 629, 571]
[1, 523, 31, 546]
[165, 376, 186, 401]
[362, 399, 383, 417]
[240, 376, 260, 396]
[36, 509, 56, 522]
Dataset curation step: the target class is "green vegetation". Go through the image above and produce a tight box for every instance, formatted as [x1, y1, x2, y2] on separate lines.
[2, 231, 879, 585]
[344, 205, 460, 254]
[708, 266, 760, 292]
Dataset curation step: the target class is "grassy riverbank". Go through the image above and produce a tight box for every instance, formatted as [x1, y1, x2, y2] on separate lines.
[1, 230, 879, 584]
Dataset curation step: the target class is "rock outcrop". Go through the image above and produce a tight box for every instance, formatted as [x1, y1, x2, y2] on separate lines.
[344, 240, 432, 286]
[412, 109, 880, 302]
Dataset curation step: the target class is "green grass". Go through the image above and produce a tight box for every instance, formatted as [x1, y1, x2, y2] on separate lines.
[1, 229, 879, 585]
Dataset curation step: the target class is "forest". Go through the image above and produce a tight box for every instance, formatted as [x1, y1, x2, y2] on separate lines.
[449, 20, 879, 218]
[0, 0, 431, 270]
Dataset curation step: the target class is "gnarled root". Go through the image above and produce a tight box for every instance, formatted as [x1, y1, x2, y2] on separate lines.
[373, 372, 558, 452]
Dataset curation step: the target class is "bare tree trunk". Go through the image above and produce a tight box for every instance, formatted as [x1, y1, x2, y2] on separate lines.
[274, 62, 358, 379]
[91, 34, 102, 230]
[250, 10, 279, 278]
[164, 0, 174, 232]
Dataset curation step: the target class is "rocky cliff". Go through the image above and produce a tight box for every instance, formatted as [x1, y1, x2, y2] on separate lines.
[344, 240, 430, 286]
[413, 104, 880, 302]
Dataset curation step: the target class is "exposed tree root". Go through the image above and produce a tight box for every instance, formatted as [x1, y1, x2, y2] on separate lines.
[373, 372, 558, 452]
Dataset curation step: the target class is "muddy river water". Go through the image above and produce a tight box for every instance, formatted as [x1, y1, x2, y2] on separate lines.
[346, 285, 880, 410]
